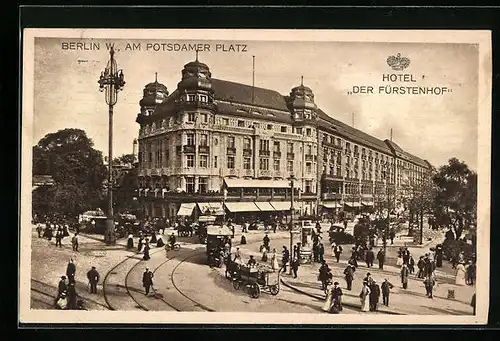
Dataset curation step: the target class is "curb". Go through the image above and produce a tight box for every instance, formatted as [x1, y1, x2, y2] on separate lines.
[280, 278, 403, 315]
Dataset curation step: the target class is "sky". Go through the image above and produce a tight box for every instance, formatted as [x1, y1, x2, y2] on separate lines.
[32, 37, 479, 170]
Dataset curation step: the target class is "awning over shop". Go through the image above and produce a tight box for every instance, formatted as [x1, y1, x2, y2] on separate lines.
[270, 201, 291, 211]
[254, 202, 276, 212]
[224, 202, 260, 213]
[224, 178, 289, 189]
[177, 203, 196, 216]
[344, 202, 362, 208]
[197, 202, 225, 216]
[322, 202, 343, 209]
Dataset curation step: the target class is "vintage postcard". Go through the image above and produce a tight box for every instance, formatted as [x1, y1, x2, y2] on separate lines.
[20, 29, 491, 325]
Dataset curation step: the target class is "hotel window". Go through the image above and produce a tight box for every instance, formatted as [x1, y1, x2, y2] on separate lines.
[306, 128, 311, 136]
[267, 124, 273, 130]
[307, 144, 312, 155]
[306, 162, 312, 174]
[346, 142, 351, 151]
[336, 165, 341, 176]
[329, 165, 334, 176]
[186, 177, 195, 193]
[238, 120, 245, 127]
[274, 141, 280, 152]
[243, 137, 251, 150]
[198, 177, 208, 193]
[354, 145, 358, 154]
[354, 170, 359, 179]
[187, 133, 195, 146]
[164, 150, 169, 167]
[274, 159, 280, 171]
[186, 155, 195, 168]
[228, 136, 235, 148]
[201, 113, 208, 123]
[287, 160, 294, 172]
[227, 156, 235, 169]
[305, 180, 312, 193]
[187, 113, 195, 122]
[253, 122, 260, 128]
[296, 127, 303, 135]
[199, 134, 208, 146]
[214, 156, 218, 168]
[198, 94, 208, 103]
[346, 170, 350, 178]
[287, 142, 294, 153]
[260, 139, 270, 151]
[187, 94, 196, 102]
[199, 155, 208, 168]
[222, 118, 229, 125]
[244, 157, 251, 170]
[260, 158, 269, 171]
[281, 126, 287, 133]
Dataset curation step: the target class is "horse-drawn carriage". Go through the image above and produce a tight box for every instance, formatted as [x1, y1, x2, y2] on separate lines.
[227, 263, 280, 299]
[195, 215, 217, 243]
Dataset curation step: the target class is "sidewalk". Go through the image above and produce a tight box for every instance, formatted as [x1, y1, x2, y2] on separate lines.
[280, 260, 474, 315]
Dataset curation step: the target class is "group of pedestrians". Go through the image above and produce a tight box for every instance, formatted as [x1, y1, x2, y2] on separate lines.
[127, 232, 177, 261]
[54, 259, 100, 310]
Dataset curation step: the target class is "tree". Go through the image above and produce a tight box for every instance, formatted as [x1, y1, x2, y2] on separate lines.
[113, 153, 136, 165]
[32, 128, 107, 218]
[432, 158, 477, 240]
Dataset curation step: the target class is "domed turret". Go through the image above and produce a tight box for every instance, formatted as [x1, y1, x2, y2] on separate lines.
[288, 77, 317, 123]
[139, 73, 169, 108]
[177, 53, 213, 92]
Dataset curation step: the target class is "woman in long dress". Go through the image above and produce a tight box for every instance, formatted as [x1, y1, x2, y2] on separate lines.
[360, 281, 371, 312]
[322, 282, 334, 312]
[396, 248, 403, 267]
[271, 248, 279, 271]
[127, 234, 134, 249]
[455, 262, 467, 286]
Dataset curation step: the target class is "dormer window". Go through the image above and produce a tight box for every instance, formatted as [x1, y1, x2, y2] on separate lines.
[187, 113, 195, 122]
[187, 94, 196, 102]
[295, 128, 302, 135]
[198, 94, 208, 102]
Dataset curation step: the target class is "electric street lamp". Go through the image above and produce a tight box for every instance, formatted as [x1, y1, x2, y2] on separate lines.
[98, 47, 125, 245]
[289, 174, 295, 275]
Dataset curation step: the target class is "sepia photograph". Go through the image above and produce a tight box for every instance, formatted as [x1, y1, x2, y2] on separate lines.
[20, 29, 491, 325]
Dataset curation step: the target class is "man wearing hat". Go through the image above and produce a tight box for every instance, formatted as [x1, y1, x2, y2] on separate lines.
[142, 267, 154, 295]
[56, 276, 67, 302]
[332, 281, 343, 313]
[343, 264, 355, 290]
[247, 255, 257, 267]
[369, 279, 381, 311]
[66, 258, 76, 285]
[381, 278, 394, 306]
[87, 266, 100, 294]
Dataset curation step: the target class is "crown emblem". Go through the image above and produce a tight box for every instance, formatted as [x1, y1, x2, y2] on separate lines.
[386, 53, 410, 71]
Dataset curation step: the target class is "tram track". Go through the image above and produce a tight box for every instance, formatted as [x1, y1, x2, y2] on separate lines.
[102, 248, 164, 311]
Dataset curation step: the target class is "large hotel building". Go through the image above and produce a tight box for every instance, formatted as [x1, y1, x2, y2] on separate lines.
[135, 58, 431, 220]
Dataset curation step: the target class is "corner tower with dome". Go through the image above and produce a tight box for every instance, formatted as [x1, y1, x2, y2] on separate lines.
[134, 57, 431, 220]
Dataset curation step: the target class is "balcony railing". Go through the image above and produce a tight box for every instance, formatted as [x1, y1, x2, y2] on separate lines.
[305, 154, 314, 162]
[227, 147, 236, 155]
[273, 151, 281, 158]
[243, 148, 253, 157]
[287, 152, 295, 160]
[258, 169, 271, 177]
[228, 168, 237, 176]
[259, 150, 270, 157]
[183, 145, 196, 153]
[244, 168, 253, 176]
[174, 101, 215, 111]
[198, 145, 210, 154]
[322, 140, 343, 150]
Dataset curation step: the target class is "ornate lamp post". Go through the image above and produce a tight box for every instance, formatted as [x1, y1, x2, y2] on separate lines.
[98, 47, 125, 245]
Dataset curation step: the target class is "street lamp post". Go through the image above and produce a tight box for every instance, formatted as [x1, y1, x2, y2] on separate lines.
[98, 47, 125, 245]
[289, 174, 295, 275]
